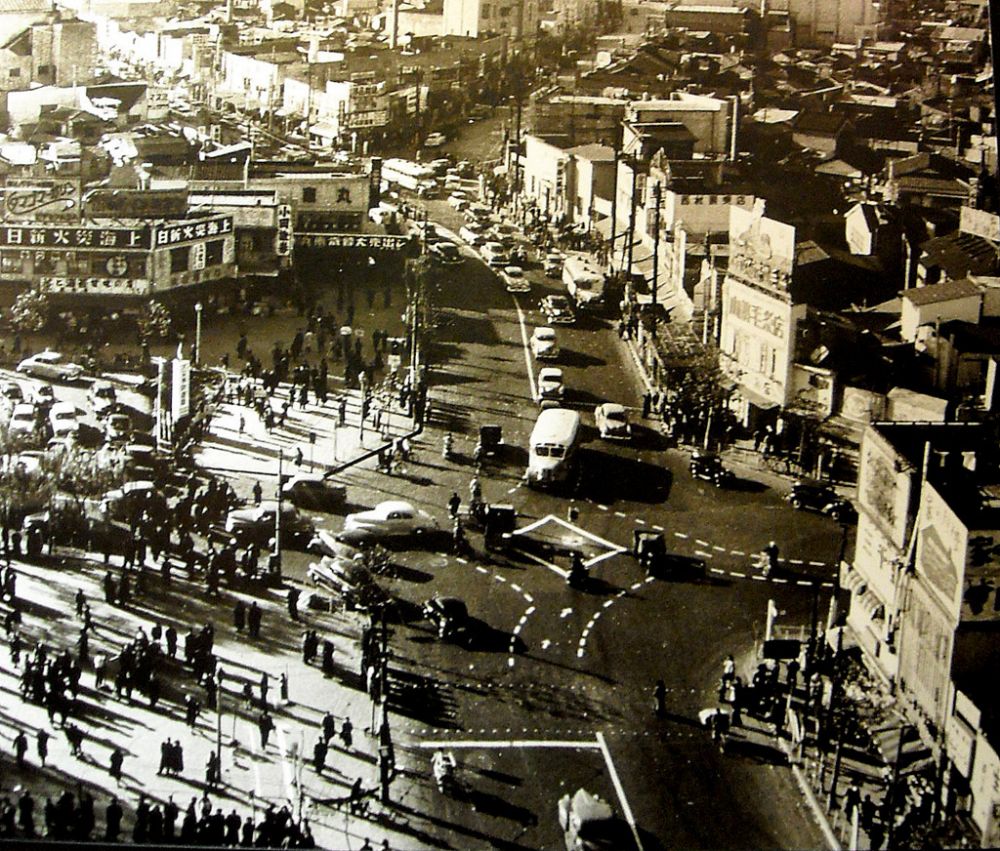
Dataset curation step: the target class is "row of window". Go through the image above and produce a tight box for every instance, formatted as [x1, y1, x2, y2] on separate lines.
[0, 251, 146, 277]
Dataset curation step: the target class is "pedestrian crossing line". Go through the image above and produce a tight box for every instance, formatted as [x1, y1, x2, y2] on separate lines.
[694, 550, 713, 559]
[635, 518, 646, 525]
[614, 511, 627, 518]
[796, 580, 813, 587]
[710, 567, 725, 575]
[712, 545, 726, 552]
[809, 560, 827, 567]
[475, 566, 489, 574]
[510, 583, 522, 594]
[524, 593, 534, 604]
[695, 539, 710, 547]
[495, 574, 507, 583]
[456, 557, 468, 564]
[674, 532, 689, 539]
[525, 606, 536, 616]
[772, 577, 789, 584]
[732, 549, 746, 556]
[730, 571, 746, 578]
[751, 575, 766, 582]
[506, 486, 519, 495]
[652, 525, 664, 531]
[603, 600, 615, 608]
[788, 558, 804, 565]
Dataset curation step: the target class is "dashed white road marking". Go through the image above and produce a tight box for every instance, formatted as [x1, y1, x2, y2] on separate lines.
[674, 532, 689, 539]
[411, 739, 600, 750]
[694, 550, 713, 559]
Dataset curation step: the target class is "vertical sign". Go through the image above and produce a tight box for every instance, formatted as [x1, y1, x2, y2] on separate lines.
[275, 204, 292, 256]
[171, 357, 191, 419]
[191, 241, 207, 270]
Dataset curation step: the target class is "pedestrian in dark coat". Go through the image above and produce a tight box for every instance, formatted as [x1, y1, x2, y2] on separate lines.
[163, 796, 178, 841]
[322, 639, 335, 676]
[340, 718, 353, 750]
[313, 737, 328, 773]
[258, 710, 275, 749]
[247, 601, 262, 638]
[13, 729, 28, 766]
[185, 694, 200, 727]
[36, 729, 49, 766]
[75, 588, 86, 617]
[109, 747, 125, 783]
[260, 671, 269, 706]
[322, 711, 336, 743]
[287, 587, 300, 621]
[105, 797, 123, 841]
[165, 625, 177, 658]
[17, 790, 35, 838]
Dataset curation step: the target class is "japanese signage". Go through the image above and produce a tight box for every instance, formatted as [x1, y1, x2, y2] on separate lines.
[679, 194, 751, 206]
[40, 275, 150, 295]
[171, 358, 191, 419]
[275, 204, 292, 256]
[727, 294, 787, 339]
[1, 178, 81, 221]
[295, 232, 409, 251]
[153, 216, 233, 248]
[916, 483, 967, 613]
[858, 429, 913, 549]
[85, 189, 189, 219]
[2, 224, 150, 250]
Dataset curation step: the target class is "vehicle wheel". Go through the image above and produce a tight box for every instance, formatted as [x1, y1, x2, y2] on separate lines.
[791, 498, 802, 509]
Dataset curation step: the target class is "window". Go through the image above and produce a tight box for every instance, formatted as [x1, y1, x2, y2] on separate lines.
[205, 239, 225, 266]
[170, 246, 190, 274]
[37, 64, 50, 75]
[302, 186, 317, 203]
[481, 3, 490, 16]
[9, 68, 21, 78]
[0, 253, 23, 274]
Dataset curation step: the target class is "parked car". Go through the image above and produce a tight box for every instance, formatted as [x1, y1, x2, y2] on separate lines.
[689, 450, 734, 488]
[447, 193, 470, 211]
[16, 350, 84, 382]
[281, 474, 348, 511]
[500, 265, 530, 293]
[423, 595, 469, 640]
[538, 367, 565, 402]
[424, 132, 447, 148]
[595, 403, 631, 441]
[342, 500, 439, 543]
[429, 241, 463, 265]
[530, 326, 559, 360]
[104, 411, 131, 444]
[100, 480, 159, 522]
[428, 157, 452, 175]
[480, 241, 508, 268]
[1, 381, 24, 405]
[224, 500, 315, 545]
[509, 244, 528, 265]
[544, 252, 563, 278]
[8, 403, 39, 440]
[787, 479, 856, 522]
[459, 224, 486, 247]
[48, 401, 79, 439]
[540, 294, 576, 324]
[88, 380, 117, 417]
[307, 555, 387, 611]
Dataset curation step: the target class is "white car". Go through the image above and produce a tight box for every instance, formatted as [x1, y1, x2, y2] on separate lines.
[424, 132, 448, 148]
[88, 380, 117, 417]
[447, 193, 470, 211]
[530, 326, 559, 360]
[343, 500, 440, 542]
[16, 350, 84, 382]
[595, 403, 632, 441]
[32, 383, 56, 407]
[500, 265, 530, 293]
[8, 403, 38, 439]
[537, 367, 565, 402]
[49, 401, 79, 439]
[480, 241, 508, 268]
[544, 252, 563, 278]
[459, 224, 486, 247]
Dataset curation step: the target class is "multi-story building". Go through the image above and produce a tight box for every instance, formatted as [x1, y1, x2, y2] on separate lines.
[0, 12, 96, 101]
[765, 0, 880, 46]
[441, 0, 538, 39]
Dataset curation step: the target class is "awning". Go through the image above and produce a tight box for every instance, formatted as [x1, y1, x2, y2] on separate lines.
[735, 384, 781, 411]
[872, 722, 932, 770]
[309, 121, 338, 140]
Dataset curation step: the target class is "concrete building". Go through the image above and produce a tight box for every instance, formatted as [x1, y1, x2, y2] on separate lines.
[767, 0, 880, 46]
[0, 13, 96, 99]
[623, 94, 736, 160]
[442, 0, 538, 39]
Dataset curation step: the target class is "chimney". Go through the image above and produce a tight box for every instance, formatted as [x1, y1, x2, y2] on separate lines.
[389, 0, 400, 49]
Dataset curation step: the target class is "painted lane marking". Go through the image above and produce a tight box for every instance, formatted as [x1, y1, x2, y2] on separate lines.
[513, 296, 537, 401]
[596, 732, 645, 851]
[410, 739, 600, 750]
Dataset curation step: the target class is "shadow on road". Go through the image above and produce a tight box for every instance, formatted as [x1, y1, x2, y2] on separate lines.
[578, 450, 672, 504]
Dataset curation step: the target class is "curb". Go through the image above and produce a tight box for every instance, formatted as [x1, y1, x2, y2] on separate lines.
[783, 743, 843, 851]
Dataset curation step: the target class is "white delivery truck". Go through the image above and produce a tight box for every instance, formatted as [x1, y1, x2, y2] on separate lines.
[562, 254, 605, 310]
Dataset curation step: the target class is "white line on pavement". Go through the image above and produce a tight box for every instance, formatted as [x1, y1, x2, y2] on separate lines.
[732, 550, 746, 556]
[596, 732, 644, 851]
[809, 560, 827, 567]
[634, 517, 646, 524]
[710, 567, 725, 575]
[513, 296, 538, 401]
[796, 580, 812, 587]
[730, 571, 746, 578]
[614, 511, 627, 518]
[694, 550, 713, 559]
[695, 539, 710, 547]
[772, 578, 789, 584]
[674, 532, 689, 539]
[410, 739, 601, 750]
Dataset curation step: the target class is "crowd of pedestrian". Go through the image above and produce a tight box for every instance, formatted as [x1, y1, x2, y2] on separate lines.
[0, 784, 319, 847]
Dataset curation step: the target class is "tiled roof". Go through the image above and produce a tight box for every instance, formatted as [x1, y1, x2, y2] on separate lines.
[903, 278, 983, 306]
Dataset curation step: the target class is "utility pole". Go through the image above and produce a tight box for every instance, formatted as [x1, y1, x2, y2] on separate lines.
[651, 180, 661, 328]
[625, 155, 639, 287]
[272, 448, 283, 577]
[607, 145, 620, 273]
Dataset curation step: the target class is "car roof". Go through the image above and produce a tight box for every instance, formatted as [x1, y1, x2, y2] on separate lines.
[34, 351, 62, 361]
[534, 325, 555, 335]
[601, 403, 626, 413]
[50, 401, 76, 413]
[375, 499, 415, 513]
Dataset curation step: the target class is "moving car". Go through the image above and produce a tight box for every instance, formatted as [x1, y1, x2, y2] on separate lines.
[16, 350, 84, 382]
[1, 381, 24, 405]
[689, 450, 734, 488]
[104, 411, 131, 444]
[423, 595, 469, 640]
[480, 241, 508, 268]
[537, 367, 565, 403]
[447, 193, 470, 211]
[307, 555, 387, 611]
[530, 326, 559, 360]
[787, 479, 856, 522]
[559, 788, 623, 851]
[424, 132, 447, 148]
[459, 224, 486, 247]
[281, 474, 348, 511]
[31, 383, 56, 408]
[342, 500, 439, 543]
[224, 500, 315, 545]
[541, 294, 576, 325]
[500, 265, 530, 293]
[544, 252, 563, 278]
[429, 241, 463, 265]
[88, 380, 117, 417]
[594, 403, 631, 441]
[48, 401, 79, 439]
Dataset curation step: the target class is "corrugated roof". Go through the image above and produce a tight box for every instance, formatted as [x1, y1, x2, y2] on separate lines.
[903, 278, 982, 306]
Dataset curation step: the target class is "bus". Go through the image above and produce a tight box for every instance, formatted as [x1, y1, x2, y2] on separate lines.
[525, 408, 581, 488]
[381, 158, 438, 196]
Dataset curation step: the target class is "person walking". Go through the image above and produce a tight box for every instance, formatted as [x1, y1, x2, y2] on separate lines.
[13, 729, 28, 767]
[205, 750, 221, 789]
[259, 671, 269, 707]
[252, 480, 263, 505]
[339, 718, 353, 750]
[448, 492, 460, 519]
[258, 710, 275, 750]
[322, 711, 337, 743]
[247, 601, 262, 639]
[233, 600, 246, 633]
[185, 694, 200, 728]
[287, 587, 300, 621]
[109, 747, 125, 784]
[36, 729, 49, 766]
[312, 736, 327, 774]
[105, 796, 123, 842]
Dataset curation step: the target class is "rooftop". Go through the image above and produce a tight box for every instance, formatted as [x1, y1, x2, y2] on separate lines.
[903, 277, 983, 306]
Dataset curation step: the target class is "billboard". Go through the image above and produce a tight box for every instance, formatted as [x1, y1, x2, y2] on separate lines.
[1, 177, 81, 221]
[729, 207, 796, 283]
[857, 428, 913, 549]
[2, 223, 151, 250]
[916, 483, 968, 615]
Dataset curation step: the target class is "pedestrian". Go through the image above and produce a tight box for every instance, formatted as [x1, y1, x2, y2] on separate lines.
[260, 671, 269, 707]
[313, 736, 327, 773]
[233, 600, 246, 632]
[322, 711, 337, 743]
[340, 718, 353, 750]
[109, 747, 125, 783]
[17, 789, 35, 838]
[64, 723, 83, 757]
[36, 729, 49, 766]
[258, 710, 275, 750]
[448, 492, 460, 519]
[185, 694, 200, 728]
[321, 638, 335, 676]
[159, 740, 170, 775]
[165, 625, 177, 658]
[280, 672, 289, 704]
[252, 480, 263, 505]
[206, 750, 221, 789]
[287, 587, 300, 621]
[247, 601, 261, 638]
[653, 679, 666, 718]
[75, 587, 86, 617]
[105, 796, 123, 842]
[843, 783, 862, 822]
[13, 729, 28, 767]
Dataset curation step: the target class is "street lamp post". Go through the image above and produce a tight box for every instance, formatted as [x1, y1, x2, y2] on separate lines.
[194, 302, 203, 365]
